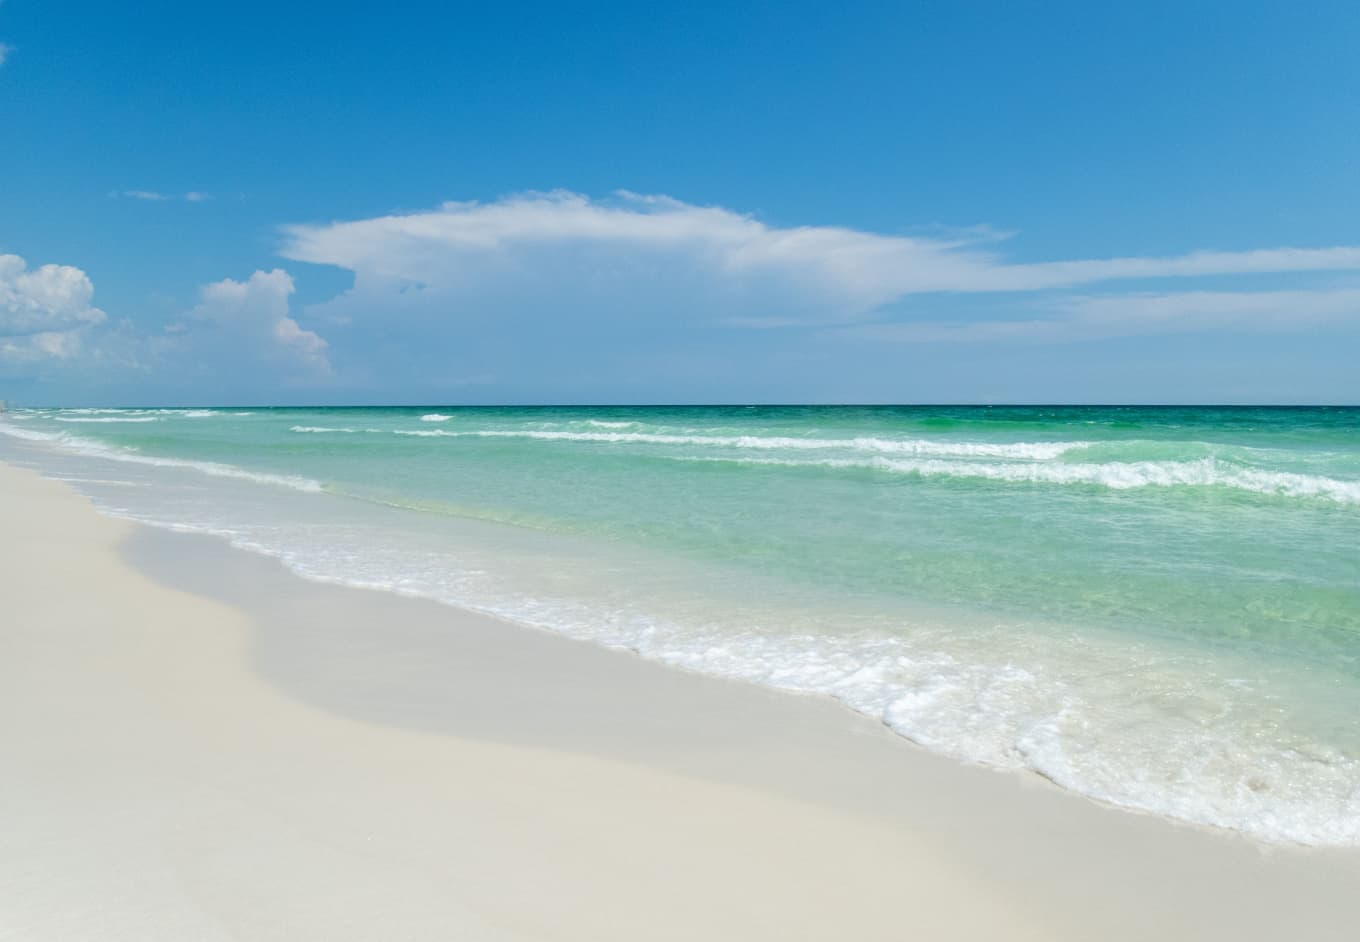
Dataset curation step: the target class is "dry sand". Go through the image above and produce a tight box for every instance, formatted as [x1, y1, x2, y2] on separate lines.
[3, 460, 1359, 940]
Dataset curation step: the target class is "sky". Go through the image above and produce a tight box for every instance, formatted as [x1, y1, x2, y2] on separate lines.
[1, 0, 1358, 405]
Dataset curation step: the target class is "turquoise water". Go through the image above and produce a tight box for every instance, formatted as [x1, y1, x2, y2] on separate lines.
[3, 405, 1359, 844]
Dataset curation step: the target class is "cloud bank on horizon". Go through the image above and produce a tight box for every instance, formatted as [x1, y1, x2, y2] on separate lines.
[5, 192, 1360, 402]
[282, 190, 1360, 337]
[285, 191, 1360, 297]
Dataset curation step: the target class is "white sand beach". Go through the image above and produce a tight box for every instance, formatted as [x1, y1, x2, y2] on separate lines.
[4, 459, 1360, 941]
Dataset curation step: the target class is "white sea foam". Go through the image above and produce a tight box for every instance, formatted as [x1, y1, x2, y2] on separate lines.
[0, 424, 323, 492]
[390, 427, 1088, 459]
[47, 408, 225, 419]
[1, 426, 80, 444]
[379, 428, 1360, 502]
[45, 476, 146, 487]
[290, 425, 382, 434]
[80, 487, 1360, 847]
[48, 408, 152, 415]
[420, 413, 453, 422]
[677, 454, 1360, 505]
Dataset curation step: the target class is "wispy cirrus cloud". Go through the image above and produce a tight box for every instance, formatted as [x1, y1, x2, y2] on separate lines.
[838, 288, 1360, 344]
[112, 190, 212, 203]
[1060, 287, 1360, 333]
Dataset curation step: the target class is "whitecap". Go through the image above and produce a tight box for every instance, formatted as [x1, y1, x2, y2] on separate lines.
[675, 454, 1360, 505]
[387, 427, 1089, 459]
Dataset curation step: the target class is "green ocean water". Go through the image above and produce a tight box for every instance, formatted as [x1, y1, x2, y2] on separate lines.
[3, 404, 1359, 843]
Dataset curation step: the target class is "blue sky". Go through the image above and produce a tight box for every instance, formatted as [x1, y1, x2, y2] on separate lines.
[2, 0, 1358, 404]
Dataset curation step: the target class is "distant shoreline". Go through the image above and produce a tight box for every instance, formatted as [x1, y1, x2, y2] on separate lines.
[7, 402, 1360, 410]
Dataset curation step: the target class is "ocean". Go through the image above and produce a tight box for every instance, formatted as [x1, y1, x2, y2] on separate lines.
[3, 404, 1358, 845]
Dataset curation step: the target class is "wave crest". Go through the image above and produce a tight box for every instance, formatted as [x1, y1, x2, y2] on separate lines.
[680, 454, 1360, 504]
[0, 425, 323, 492]
[289, 425, 382, 434]
[392, 427, 1088, 459]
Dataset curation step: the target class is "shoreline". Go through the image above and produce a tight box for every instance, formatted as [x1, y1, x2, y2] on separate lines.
[5, 459, 1360, 939]
[6, 405, 1360, 847]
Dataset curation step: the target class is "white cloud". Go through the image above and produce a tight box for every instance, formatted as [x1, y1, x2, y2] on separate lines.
[0, 42, 11, 67]
[2, 260, 328, 387]
[281, 191, 1360, 327]
[184, 191, 212, 202]
[0, 255, 106, 364]
[171, 269, 331, 376]
[0, 331, 86, 364]
[0, 256, 106, 372]
[281, 191, 988, 319]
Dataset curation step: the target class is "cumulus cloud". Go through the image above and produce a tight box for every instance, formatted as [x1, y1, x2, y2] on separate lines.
[168, 269, 331, 377]
[2, 257, 329, 392]
[0, 331, 84, 365]
[281, 191, 1360, 329]
[0, 254, 106, 364]
[10, 192, 1358, 402]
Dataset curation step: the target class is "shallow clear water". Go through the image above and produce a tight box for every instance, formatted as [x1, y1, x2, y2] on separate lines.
[4, 404, 1359, 844]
